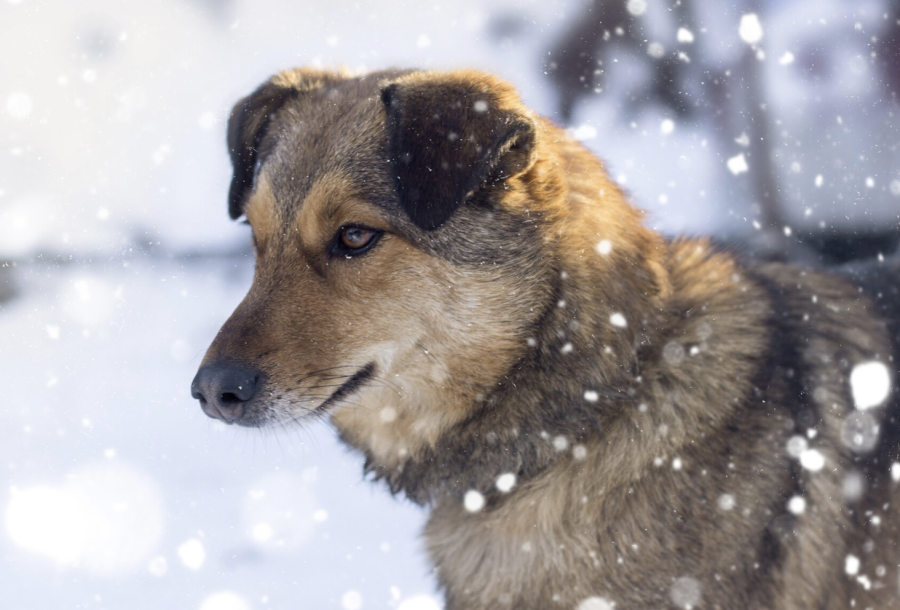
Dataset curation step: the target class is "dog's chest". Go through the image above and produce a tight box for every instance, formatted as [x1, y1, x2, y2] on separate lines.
[420, 462, 697, 609]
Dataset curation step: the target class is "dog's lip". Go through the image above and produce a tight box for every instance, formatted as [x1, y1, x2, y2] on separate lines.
[315, 363, 375, 412]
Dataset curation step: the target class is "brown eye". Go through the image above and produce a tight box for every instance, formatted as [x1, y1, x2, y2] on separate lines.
[333, 226, 383, 257]
[340, 226, 376, 249]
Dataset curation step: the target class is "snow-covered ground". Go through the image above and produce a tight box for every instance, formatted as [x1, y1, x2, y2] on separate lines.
[2, 0, 899, 608]
[1, 255, 438, 609]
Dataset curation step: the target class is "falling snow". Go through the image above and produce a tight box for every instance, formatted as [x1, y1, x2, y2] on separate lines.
[850, 361, 892, 410]
[670, 576, 702, 609]
[464, 490, 485, 512]
[3, 2, 899, 608]
[496, 473, 517, 493]
[738, 14, 763, 44]
[799, 449, 825, 473]
[676, 28, 694, 44]
[178, 538, 206, 571]
[577, 596, 616, 610]
[341, 590, 363, 610]
[198, 592, 252, 610]
[717, 494, 736, 511]
[846, 555, 860, 576]
[609, 313, 627, 328]
[787, 496, 806, 515]
[727, 153, 749, 175]
[6, 91, 32, 119]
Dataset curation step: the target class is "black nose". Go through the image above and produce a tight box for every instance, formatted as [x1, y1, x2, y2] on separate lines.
[191, 363, 260, 424]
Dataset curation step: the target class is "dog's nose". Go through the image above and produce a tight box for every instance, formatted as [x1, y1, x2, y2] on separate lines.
[191, 363, 260, 424]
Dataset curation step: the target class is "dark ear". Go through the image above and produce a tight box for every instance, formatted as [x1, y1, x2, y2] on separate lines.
[226, 82, 294, 219]
[381, 73, 537, 231]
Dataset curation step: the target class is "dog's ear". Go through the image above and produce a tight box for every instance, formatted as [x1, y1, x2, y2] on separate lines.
[380, 72, 538, 231]
[227, 68, 349, 219]
[226, 83, 294, 219]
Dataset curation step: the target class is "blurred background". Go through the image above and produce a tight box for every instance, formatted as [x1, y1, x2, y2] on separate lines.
[1, 0, 898, 608]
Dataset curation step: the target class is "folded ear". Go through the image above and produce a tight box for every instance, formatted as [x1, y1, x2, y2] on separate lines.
[380, 72, 538, 231]
[226, 84, 292, 219]
[226, 68, 348, 219]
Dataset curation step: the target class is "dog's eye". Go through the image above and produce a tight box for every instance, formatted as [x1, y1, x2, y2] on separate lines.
[333, 226, 382, 257]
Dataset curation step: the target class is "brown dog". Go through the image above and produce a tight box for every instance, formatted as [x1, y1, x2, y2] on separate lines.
[192, 67, 900, 609]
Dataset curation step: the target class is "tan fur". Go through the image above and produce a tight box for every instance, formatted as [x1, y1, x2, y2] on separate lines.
[197, 67, 900, 609]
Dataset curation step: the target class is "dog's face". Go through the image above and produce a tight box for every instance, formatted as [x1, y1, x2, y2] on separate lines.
[192, 68, 557, 462]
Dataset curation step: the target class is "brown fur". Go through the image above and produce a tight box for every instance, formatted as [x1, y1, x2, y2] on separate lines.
[196, 67, 900, 609]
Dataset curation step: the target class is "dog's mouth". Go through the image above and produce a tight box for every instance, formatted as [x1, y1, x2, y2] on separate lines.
[314, 362, 375, 412]
[210, 362, 376, 428]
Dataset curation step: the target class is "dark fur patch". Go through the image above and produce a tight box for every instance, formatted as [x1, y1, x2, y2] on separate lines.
[381, 77, 535, 230]
[226, 83, 295, 219]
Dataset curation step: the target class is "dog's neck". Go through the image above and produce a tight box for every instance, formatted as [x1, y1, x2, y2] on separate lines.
[346, 132, 759, 511]
[359, 236, 758, 512]
[359, 147, 684, 504]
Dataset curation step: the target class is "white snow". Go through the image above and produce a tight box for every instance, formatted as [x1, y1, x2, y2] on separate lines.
[625, 0, 647, 17]
[342, 590, 363, 610]
[584, 390, 600, 403]
[147, 556, 168, 577]
[799, 449, 825, 472]
[660, 119, 675, 134]
[676, 28, 694, 44]
[464, 490, 485, 512]
[473, 100, 489, 113]
[398, 596, 442, 610]
[242, 471, 318, 551]
[717, 494, 735, 511]
[647, 42, 665, 59]
[787, 495, 806, 515]
[568, 124, 598, 141]
[577, 596, 616, 610]
[845, 554, 860, 576]
[178, 539, 206, 571]
[786, 435, 808, 458]
[840, 411, 880, 453]
[596, 240, 613, 255]
[5, 461, 164, 575]
[670, 576, 701, 609]
[198, 592, 252, 610]
[552, 435, 570, 452]
[727, 154, 749, 175]
[609, 313, 627, 328]
[663, 341, 685, 364]
[6, 92, 32, 119]
[892, 463, 900, 483]
[2, 1, 898, 607]
[739, 14, 764, 44]
[496, 473, 516, 493]
[850, 361, 891, 410]
[573, 444, 588, 461]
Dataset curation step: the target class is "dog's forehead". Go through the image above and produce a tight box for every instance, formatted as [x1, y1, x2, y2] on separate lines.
[262, 78, 398, 223]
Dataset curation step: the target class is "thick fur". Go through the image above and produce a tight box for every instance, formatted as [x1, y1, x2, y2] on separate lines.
[197, 67, 900, 609]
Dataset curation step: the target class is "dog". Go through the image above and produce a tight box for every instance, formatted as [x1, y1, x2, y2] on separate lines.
[191, 67, 900, 609]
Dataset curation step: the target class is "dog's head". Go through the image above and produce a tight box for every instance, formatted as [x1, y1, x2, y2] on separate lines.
[191, 68, 578, 461]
